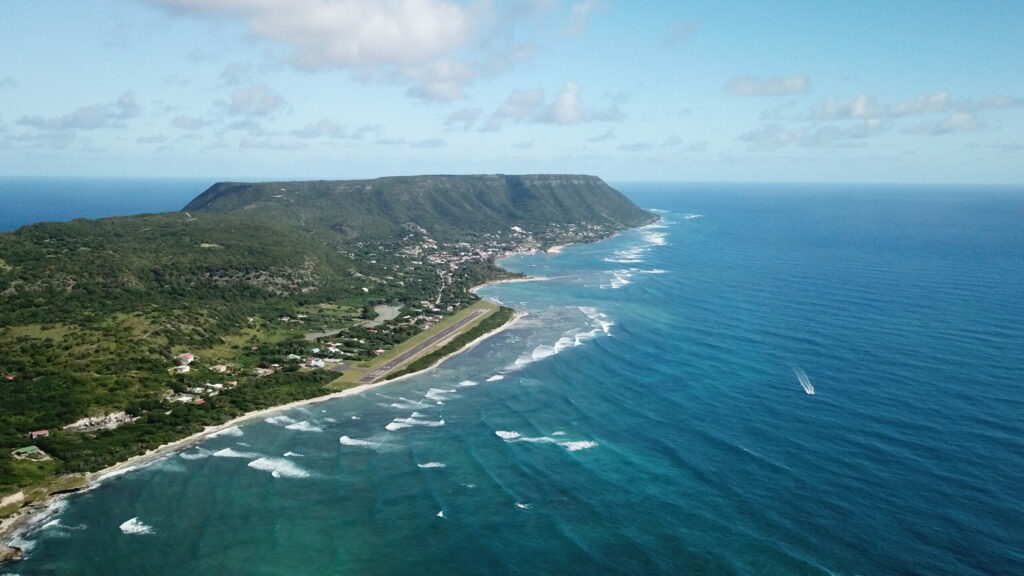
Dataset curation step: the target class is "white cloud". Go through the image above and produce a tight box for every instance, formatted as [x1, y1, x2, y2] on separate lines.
[444, 107, 483, 130]
[513, 140, 534, 149]
[726, 75, 808, 97]
[620, 141, 653, 152]
[904, 112, 985, 136]
[811, 91, 960, 120]
[171, 115, 209, 130]
[977, 96, 1024, 110]
[738, 119, 885, 150]
[410, 137, 446, 148]
[487, 82, 623, 129]
[17, 92, 140, 130]
[544, 82, 586, 124]
[405, 58, 476, 101]
[737, 124, 804, 149]
[146, 0, 509, 101]
[662, 134, 682, 147]
[240, 135, 305, 150]
[565, 1, 605, 37]
[226, 84, 285, 116]
[587, 129, 616, 142]
[220, 62, 253, 86]
[291, 118, 349, 139]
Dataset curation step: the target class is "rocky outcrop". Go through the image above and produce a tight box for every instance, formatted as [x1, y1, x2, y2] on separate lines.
[0, 544, 24, 563]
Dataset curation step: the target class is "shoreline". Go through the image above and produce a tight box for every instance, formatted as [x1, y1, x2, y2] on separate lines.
[0, 293, 526, 553]
[469, 275, 549, 295]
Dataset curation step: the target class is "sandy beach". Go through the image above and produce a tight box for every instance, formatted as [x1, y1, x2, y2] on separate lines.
[469, 276, 549, 295]
[1, 301, 526, 551]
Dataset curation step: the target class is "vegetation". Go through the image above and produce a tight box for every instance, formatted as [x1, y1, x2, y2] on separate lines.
[385, 306, 516, 380]
[0, 174, 656, 501]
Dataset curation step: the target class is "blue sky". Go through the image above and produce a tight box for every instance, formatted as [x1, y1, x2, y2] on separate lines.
[1, 0, 1022, 183]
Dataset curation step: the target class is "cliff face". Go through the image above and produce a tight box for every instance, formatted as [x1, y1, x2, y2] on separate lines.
[183, 174, 656, 240]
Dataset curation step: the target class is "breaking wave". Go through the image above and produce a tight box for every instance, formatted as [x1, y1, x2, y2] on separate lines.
[425, 388, 456, 402]
[388, 397, 431, 410]
[265, 415, 298, 426]
[496, 430, 598, 452]
[339, 435, 390, 450]
[284, 420, 322, 433]
[180, 447, 211, 460]
[417, 462, 446, 469]
[119, 517, 155, 535]
[212, 447, 263, 459]
[247, 457, 311, 479]
[386, 412, 445, 431]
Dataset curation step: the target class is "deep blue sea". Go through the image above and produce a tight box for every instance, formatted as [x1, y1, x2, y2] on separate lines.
[0, 178, 213, 232]
[5, 182, 1024, 575]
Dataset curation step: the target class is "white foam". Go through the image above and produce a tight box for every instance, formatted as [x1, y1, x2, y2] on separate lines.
[496, 430, 555, 444]
[642, 230, 668, 245]
[417, 462, 446, 468]
[486, 374, 505, 382]
[265, 415, 298, 426]
[551, 431, 566, 436]
[515, 502, 532, 510]
[425, 388, 456, 402]
[792, 366, 815, 395]
[284, 420, 322, 433]
[436, 510, 445, 518]
[560, 441, 598, 452]
[247, 457, 311, 478]
[682, 213, 703, 219]
[457, 380, 478, 387]
[339, 435, 387, 450]
[386, 414, 445, 431]
[351, 415, 361, 420]
[283, 451, 304, 457]
[212, 447, 262, 459]
[179, 448, 211, 460]
[389, 397, 430, 410]
[208, 425, 243, 438]
[531, 344, 558, 360]
[119, 517, 155, 535]
[95, 465, 139, 483]
[602, 270, 633, 289]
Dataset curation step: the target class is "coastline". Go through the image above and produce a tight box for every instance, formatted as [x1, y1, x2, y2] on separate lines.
[0, 288, 528, 556]
[469, 275, 548, 295]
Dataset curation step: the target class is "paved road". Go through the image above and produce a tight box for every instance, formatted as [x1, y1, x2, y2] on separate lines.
[357, 308, 491, 384]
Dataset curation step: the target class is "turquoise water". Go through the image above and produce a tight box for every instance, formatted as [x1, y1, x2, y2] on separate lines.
[6, 184, 1024, 575]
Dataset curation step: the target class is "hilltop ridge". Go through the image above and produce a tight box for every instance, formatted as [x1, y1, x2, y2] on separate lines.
[184, 174, 654, 240]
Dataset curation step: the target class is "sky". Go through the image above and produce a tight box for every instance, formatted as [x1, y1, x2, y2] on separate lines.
[1, 0, 1022, 184]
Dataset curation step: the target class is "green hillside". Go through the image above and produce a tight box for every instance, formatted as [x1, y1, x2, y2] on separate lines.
[184, 174, 654, 240]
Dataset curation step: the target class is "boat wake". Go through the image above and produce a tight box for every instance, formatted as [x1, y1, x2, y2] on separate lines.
[792, 366, 815, 395]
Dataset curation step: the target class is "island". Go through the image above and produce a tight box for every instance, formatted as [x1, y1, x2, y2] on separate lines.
[0, 174, 656, 555]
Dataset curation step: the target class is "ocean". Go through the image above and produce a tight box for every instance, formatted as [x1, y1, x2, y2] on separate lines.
[4, 182, 1024, 575]
[0, 178, 213, 233]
